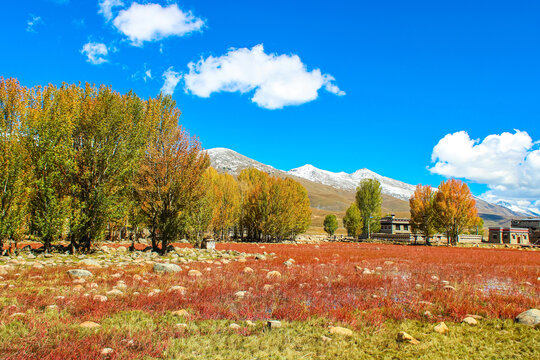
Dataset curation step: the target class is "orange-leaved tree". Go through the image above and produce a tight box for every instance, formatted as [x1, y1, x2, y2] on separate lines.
[409, 184, 438, 245]
[433, 179, 478, 245]
[134, 96, 209, 254]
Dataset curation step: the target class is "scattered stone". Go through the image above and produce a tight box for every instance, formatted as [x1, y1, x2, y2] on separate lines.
[515, 309, 540, 327]
[441, 280, 450, 286]
[283, 260, 293, 267]
[79, 259, 101, 267]
[101, 348, 113, 355]
[175, 323, 188, 329]
[172, 309, 190, 317]
[188, 269, 203, 277]
[397, 331, 420, 344]
[267, 320, 282, 329]
[255, 254, 266, 260]
[67, 269, 93, 278]
[462, 317, 478, 325]
[423, 311, 433, 317]
[235, 291, 247, 299]
[153, 263, 182, 273]
[229, 323, 241, 330]
[246, 320, 256, 327]
[263, 284, 273, 292]
[93, 295, 108, 302]
[329, 326, 353, 336]
[362, 268, 373, 275]
[443, 285, 456, 291]
[434, 322, 449, 334]
[266, 271, 281, 279]
[465, 314, 483, 320]
[243, 267, 254, 274]
[79, 321, 101, 329]
[168, 286, 187, 294]
[133, 274, 142, 281]
[321, 335, 332, 343]
[106, 289, 123, 296]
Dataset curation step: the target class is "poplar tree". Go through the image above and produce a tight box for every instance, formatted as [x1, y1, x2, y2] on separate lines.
[355, 179, 382, 237]
[323, 214, 338, 236]
[409, 184, 437, 245]
[343, 203, 362, 237]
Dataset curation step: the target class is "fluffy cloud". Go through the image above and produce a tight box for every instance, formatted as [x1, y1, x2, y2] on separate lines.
[98, 0, 124, 22]
[161, 67, 181, 95]
[27, 15, 43, 32]
[81, 42, 108, 65]
[112, 3, 204, 46]
[184, 45, 345, 109]
[430, 130, 540, 213]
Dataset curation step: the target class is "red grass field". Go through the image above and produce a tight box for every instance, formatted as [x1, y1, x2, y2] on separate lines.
[0, 243, 538, 359]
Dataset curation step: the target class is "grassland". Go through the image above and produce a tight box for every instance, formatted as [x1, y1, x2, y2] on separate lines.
[0, 243, 538, 359]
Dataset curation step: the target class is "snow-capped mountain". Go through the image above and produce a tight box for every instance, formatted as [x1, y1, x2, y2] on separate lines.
[494, 200, 540, 217]
[288, 164, 418, 201]
[206, 147, 282, 175]
[206, 147, 536, 219]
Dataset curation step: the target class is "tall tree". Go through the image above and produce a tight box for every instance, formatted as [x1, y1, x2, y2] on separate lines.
[343, 203, 362, 237]
[323, 214, 338, 236]
[355, 179, 382, 237]
[433, 179, 478, 245]
[409, 184, 438, 245]
[69, 85, 148, 252]
[24, 84, 76, 251]
[0, 78, 30, 251]
[134, 96, 209, 253]
[207, 168, 241, 240]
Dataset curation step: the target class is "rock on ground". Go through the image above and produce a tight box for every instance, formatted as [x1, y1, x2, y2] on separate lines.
[67, 269, 93, 278]
[266, 270, 281, 279]
[434, 322, 449, 334]
[79, 321, 101, 329]
[188, 269, 203, 277]
[153, 263, 182, 273]
[329, 326, 353, 337]
[397, 331, 420, 344]
[515, 309, 540, 327]
[462, 317, 478, 325]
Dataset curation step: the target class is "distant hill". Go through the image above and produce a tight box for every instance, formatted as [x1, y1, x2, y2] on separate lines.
[205, 147, 529, 230]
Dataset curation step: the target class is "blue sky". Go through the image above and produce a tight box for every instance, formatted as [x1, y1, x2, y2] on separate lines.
[2, 0, 540, 211]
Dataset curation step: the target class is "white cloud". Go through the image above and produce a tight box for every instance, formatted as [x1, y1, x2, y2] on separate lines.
[27, 15, 43, 32]
[430, 130, 540, 214]
[81, 42, 109, 65]
[144, 69, 152, 81]
[183, 44, 345, 109]
[98, 0, 124, 22]
[112, 3, 204, 46]
[161, 67, 181, 95]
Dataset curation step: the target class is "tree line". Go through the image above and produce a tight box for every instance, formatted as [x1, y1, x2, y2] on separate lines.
[0, 78, 311, 254]
[325, 178, 480, 245]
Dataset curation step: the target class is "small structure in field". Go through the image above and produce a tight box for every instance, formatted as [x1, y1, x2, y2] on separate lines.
[511, 218, 540, 244]
[200, 238, 216, 250]
[487, 227, 530, 245]
[379, 215, 411, 234]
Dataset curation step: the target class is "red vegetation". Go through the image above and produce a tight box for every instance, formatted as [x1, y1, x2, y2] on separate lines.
[0, 243, 538, 359]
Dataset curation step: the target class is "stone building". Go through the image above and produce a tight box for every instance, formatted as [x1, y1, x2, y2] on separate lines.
[510, 218, 540, 244]
[379, 215, 411, 234]
[487, 227, 530, 245]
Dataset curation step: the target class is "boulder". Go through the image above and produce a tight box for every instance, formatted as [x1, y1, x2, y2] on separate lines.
[79, 259, 101, 267]
[79, 321, 101, 329]
[67, 269, 93, 278]
[229, 323, 241, 330]
[266, 271, 281, 279]
[243, 267, 254, 274]
[235, 291, 247, 299]
[267, 320, 282, 329]
[462, 317, 477, 325]
[434, 322, 449, 334]
[515, 309, 540, 327]
[172, 309, 190, 317]
[397, 331, 419, 344]
[101, 348, 113, 355]
[153, 263, 182, 273]
[329, 326, 353, 337]
[106, 289, 123, 296]
[188, 269, 203, 277]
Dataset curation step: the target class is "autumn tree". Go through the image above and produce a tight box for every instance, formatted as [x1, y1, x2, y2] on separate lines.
[356, 179, 382, 237]
[409, 184, 438, 245]
[207, 168, 241, 240]
[0, 78, 30, 251]
[134, 96, 209, 254]
[24, 84, 76, 251]
[343, 203, 362, 237]
[68, 85, 149, 252]
[433, 179, 478, 245]
[323, 214, 338, 236]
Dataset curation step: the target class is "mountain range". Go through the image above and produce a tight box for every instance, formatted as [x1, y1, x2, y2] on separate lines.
[206, 147, 534, 229]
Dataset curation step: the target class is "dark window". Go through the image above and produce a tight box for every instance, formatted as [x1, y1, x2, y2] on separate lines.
[395, 225, 401, 230]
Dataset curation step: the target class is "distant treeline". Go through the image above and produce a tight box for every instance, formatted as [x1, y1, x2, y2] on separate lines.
[0, 78, 311, 253]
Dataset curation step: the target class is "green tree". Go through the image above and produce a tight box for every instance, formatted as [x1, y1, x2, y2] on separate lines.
[24, 84, 76, 251]
[343, 203, 362, 237]
[355, 179, 382, 237]
[0, 78, 30, 251]
[323, 214, 338, 236]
